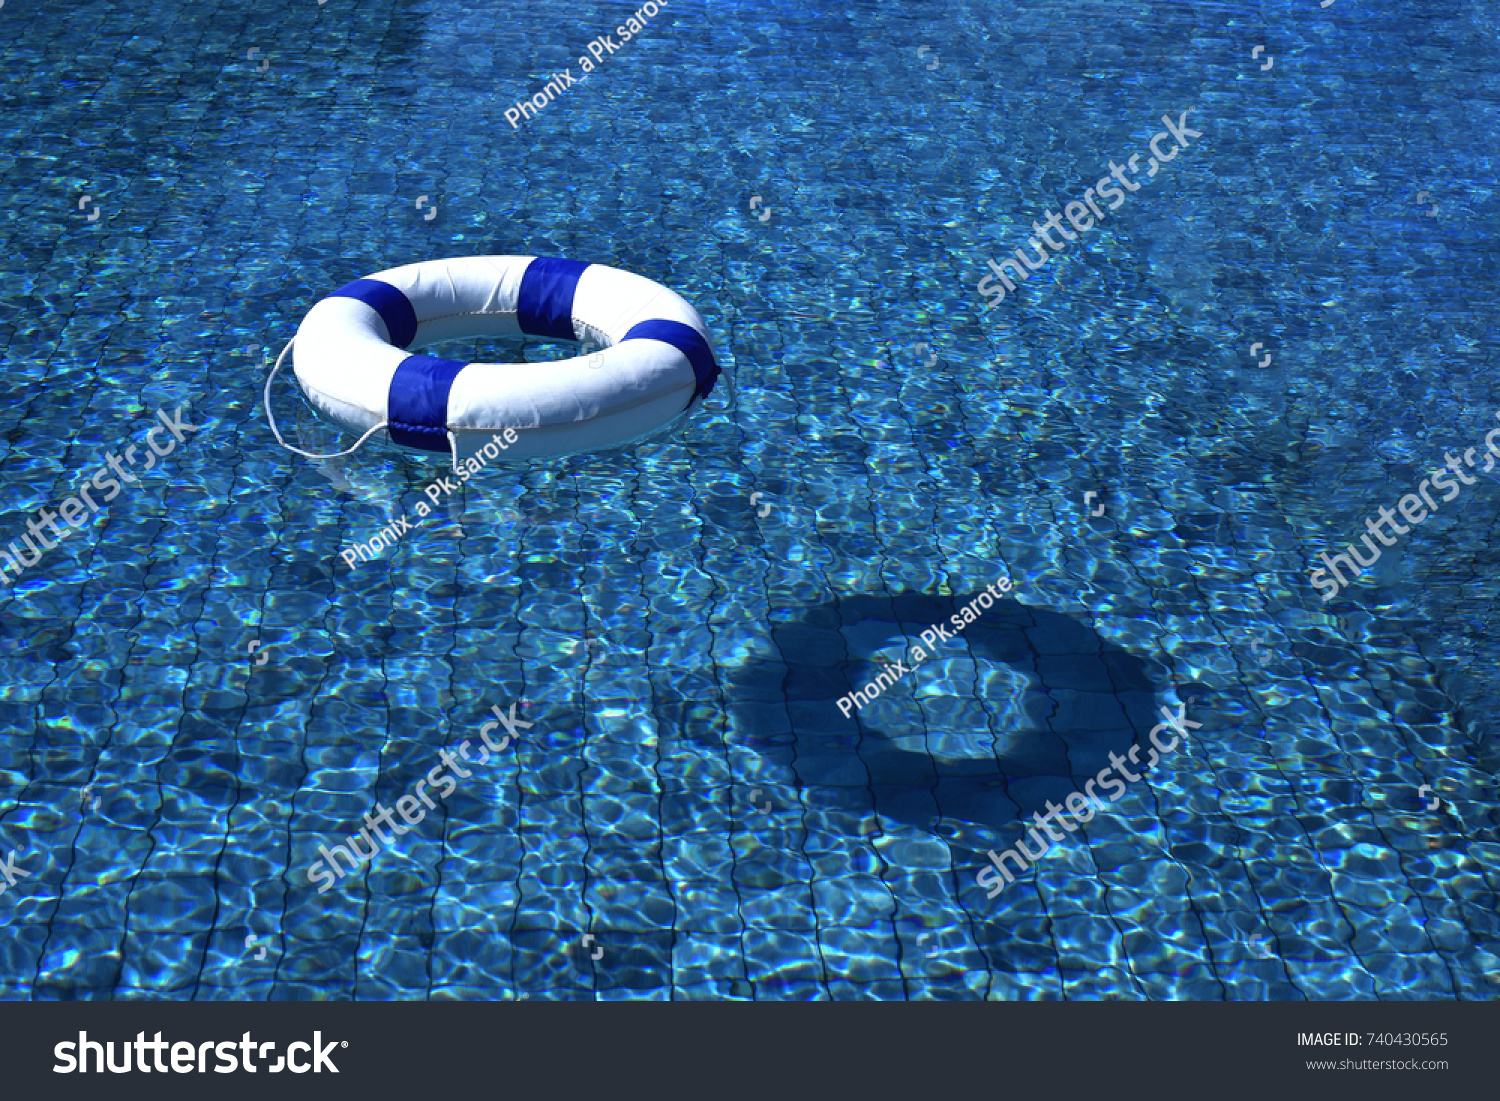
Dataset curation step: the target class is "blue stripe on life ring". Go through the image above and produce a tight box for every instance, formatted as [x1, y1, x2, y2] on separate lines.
[622, 319, 721, 400]
[516, 257, 591, 340]
[388, 354, 468, 451]
[329, 278, 418, 349]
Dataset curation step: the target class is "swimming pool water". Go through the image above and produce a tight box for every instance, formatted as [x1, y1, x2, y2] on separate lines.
[0, 0, 1497, 1000]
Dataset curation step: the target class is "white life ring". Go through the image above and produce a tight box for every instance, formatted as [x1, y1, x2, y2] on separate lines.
[274, 255, 723, 463]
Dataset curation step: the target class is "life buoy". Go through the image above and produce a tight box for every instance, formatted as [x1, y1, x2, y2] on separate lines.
[277, 255, 722, 463]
